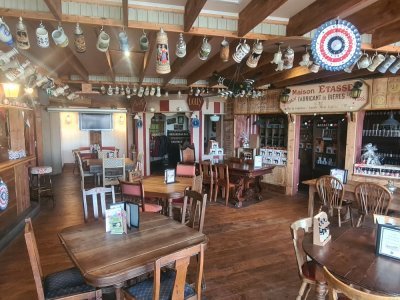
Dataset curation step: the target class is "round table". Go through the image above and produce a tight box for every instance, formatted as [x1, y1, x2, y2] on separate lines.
[303, 226, 400, 299]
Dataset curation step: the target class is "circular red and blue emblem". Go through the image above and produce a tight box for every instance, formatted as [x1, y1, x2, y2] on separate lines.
[311, 19, 361, 71]
[0, 179, 9, 211]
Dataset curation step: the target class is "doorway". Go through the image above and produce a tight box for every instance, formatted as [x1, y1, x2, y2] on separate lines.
[203, 114, 222, 155]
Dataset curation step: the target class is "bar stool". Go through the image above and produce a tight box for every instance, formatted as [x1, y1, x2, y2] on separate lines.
[30, 166, 55, 207]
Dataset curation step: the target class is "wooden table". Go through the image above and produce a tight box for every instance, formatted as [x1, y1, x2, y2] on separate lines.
[302, 179, 400, 217]
[58, 213, 208, 300]
[303, 226, 400, 299]
[226, 162, 275, 207]
[142, 176, 193, 218]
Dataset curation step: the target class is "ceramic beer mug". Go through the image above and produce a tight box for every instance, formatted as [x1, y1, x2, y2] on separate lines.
[119, 30, 129, 52]
[107, 85, 113, 96]
[309, 63, 320, 73]
[199, 37, 212, 60]
[283, 46, 294, 70]
[52, 25, 69, 47]
[271, 46, 282, 64]
[232, 39, 250, 63]
[0, 17, 13, 46]
[36, 22, 49, 48]
[16, 17, 30, 50]
[357, 53, 371, 69]
[97, 29, 110, 52]
[246, 40, 263, 68]
[389, 56, 400, 74]
[0, 48, 18, 66]
[378, 55, 396, 73]
[220, 38, 229, 62]
[367, 53, 385, 72]
[139, 32, 149, 51]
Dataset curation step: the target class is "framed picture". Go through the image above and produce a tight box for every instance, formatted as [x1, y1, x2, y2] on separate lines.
[178, 116, 184, 124]
[376, 222, 400, 260]
[174, 124, 183, 130]
[167, 118, 176, 125]
[330, 168, 348, 184]
[164, 168, 176, 184]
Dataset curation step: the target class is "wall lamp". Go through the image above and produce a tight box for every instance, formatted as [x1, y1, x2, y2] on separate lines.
[279, 88, 291, 103]
[350, 81, 363, 99]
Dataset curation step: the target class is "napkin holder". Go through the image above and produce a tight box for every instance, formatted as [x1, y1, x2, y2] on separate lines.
[313, 211, 331, 246]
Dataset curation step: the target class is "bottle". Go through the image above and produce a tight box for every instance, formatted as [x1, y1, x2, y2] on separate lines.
[5, 60, 30, 81]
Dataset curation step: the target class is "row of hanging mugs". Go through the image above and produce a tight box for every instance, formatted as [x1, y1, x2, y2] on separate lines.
[345, 51, 400, 74]
[100, 85, 167, 98]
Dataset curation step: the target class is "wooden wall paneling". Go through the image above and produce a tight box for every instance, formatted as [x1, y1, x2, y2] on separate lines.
[385, 77, 400, 108]
[285, 115, 299, 195]
[14, 162, 31, 214]
[234, 97, 249, 114]
[234, 115, 247, 149]
[0, 169, 17, 234]
[35, 108, 43, 166]
[90, 131, 102, 145]
[8, 109, 25, 151]
[371, 78, 388, 109]
[223, 99, 234, 158]
[24, 111, 36, 157]
[262, 166, 286, 186]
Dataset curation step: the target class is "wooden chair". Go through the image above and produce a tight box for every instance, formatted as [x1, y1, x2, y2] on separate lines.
[172, 175, 203, 222]
[24, 218, 102, 300]
[316, 175, 350, 227]
[354, 182, 393, 227]
[81, 186, 115, 222]
[213, 163, 236, 206]
[290, 217, 316, 300]
[123, 242, 205, 300]
[102, 157, 125, 187]
[119, 179, 162, 213]
[323, 266, 400, 300]
[97, 150, 118, 159]
[199, 161, 214, 201]
[181, 189, 207, 233]
[176, 163, 196, 177]
[180, 144, 196, 164]
[77, 153, 96, 190]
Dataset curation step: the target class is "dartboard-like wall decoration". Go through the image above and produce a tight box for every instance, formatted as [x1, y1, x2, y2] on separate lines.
[311, 19, 361, 71]
[0, 179, 9, 211]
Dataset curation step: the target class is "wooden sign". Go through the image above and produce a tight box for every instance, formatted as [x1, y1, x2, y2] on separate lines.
[131, 98, 147, 112]
[187, 95, 204, 111]
[280, 80, 368, 114]
[234, 90, 281, 114]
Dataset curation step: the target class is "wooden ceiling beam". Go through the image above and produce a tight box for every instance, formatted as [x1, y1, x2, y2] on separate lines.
[105, 51, 115, 82]
[314, 69, 380, 84]
[186, 42, 237, 86]
[43, 0, 62, 21]
[346, 0, 400, 34]
[122, 0, 129, 28]
[372, 21, 400, 49]
[163, 36, 209, 85]
[184, 0, 207, 32]
[238, 0, 287, 37]
[139, 31, 156, 84]
[255, 66, 311, 88]
[286, 0, 364, 37]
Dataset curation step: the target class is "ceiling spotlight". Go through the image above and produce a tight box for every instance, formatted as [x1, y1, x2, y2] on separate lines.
[124, 50, 130, 57]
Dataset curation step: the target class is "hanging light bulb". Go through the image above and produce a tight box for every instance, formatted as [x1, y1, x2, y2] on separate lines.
[119, 27, 130, 57]
[178, 90, 182, 98]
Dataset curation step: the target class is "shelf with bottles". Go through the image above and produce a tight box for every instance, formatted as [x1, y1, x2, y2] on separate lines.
[353, 163, 400, 179]
[258, 114, 288, 148]
[362, 111, 400, 138]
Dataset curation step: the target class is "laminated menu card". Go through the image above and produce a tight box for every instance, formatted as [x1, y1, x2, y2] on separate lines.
[106, 206, 127, 234]
[376, 217, 400, 260]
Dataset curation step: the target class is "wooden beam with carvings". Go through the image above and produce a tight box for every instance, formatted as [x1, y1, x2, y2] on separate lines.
[186, 42, 237, 86]
[163, 36, 207, 85]
[184, 0, 207, 32]
[286, 0, 364, 37]
[43, 0, 62, 21]
[122, 0, 129, 28]
[238, 0, 287, 37]
[139, 31, 156, 84]
[346, 0, 400, 34]
[372, 20, 400, 49]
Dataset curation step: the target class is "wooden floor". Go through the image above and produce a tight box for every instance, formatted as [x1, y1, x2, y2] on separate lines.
[0, 165, 314, 300]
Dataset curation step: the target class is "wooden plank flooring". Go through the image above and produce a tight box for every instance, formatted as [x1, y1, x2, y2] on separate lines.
[0, 165, 314, 299]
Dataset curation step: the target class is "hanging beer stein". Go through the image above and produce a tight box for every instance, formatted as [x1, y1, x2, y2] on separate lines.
[283, 46, 294, 70]
[377, 55, 396, 73]
[220, 38, 229, 62]
[115, 85, 120, 95]
[232, 39, 250, 63]
[199, 37, 212, 60]
[0, 17, 13, 46]
[107, 85, 113, 96]
[51, 24, 69, 47]
[100, 84, 106, 95]
[175, 33, 186, 58]
[36, 21, 49, 48]
[74, 23, 86, 53]
[16, 17, 30, 49]
[96, 26, 110, 52]
[120, 85, 125, 96]
[155, 28, 171, 74]
[246, 40, 263, 68]
[119, 28, 129, 53]
[139, 30, 149, 51]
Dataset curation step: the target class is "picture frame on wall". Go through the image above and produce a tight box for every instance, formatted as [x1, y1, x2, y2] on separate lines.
[167, 118, 176, 125]
[178, 116, 184, 124]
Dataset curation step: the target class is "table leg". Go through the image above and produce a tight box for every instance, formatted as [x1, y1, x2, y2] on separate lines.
[316, 281, 327, 300]
[114, 282, 125, 300]
[168, 198, 173, 219]
[308, 185, 316, 217]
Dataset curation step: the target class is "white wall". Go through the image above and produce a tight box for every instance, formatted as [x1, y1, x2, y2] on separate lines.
[60, 112, 127, 164]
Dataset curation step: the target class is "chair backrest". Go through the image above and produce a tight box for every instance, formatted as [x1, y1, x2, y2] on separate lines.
[176, 163, 196, 177]
[79, 146, 90, 151]
[180, 144, 195, 164]
[199, 161, 213, 180]
[191, 174, 203, 194]
[316, 175, 344, 208]
[76, 153, 86, 190]
[323, 266, 400, 300]
[103, 157, 125, 187]
[98, 150, 118, 159]
[82, 186, 115, 221]
[101, 146, 116, 151]
[290, 217, 313, 280]
[24, 218, 45, 300]
[181, 189, 207, 233]
[119, 179, 146, 210]
[215, 163, 229, 183]
[355, 182, 393, 217]
[153, 243, 205, 300]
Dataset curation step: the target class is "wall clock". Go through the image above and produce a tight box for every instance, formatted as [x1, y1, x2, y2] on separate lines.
[311, 19, 361, 72]
[0, 179, 9, 211]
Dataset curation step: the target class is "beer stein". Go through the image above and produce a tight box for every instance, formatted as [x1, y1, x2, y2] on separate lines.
[309, 63, 320, 73]
[199, 37, 212, 60]
[357, 53, 371, 69]
[378, 55, 396, 73]
[97, 29, 110, 52]
[0, 17, 13, 46]
[175, 33, 186, 58]
[232, 39, 250, 63]
[389, 56, 400, 74]
[139, 32, 149, 51]
[36, 22, 49, 48]
[283, 46, 294, 69]
[51, 25, 69, 47]
[74, 23, 86, 53]
[368, 53, 385, 72]
[246, 40, 263, 68]
[220, 38, 229, 62]
[16, 17, 29, 49]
